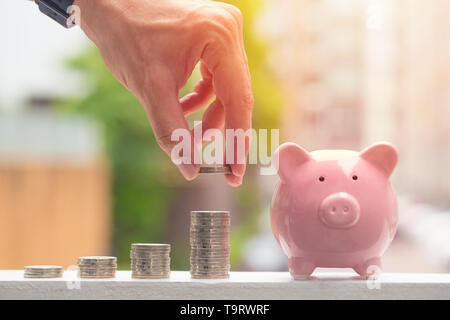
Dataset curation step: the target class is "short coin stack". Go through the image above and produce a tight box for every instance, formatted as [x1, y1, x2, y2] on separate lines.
[24, 265, 64, 278]
[190, 211, 230, 279]
[130, 243, 171, 279]
[199, 165, 232, 175]
[77, 256, 117, 278]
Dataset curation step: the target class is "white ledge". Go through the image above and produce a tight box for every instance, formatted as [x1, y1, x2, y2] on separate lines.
[0, 271, 449, 300]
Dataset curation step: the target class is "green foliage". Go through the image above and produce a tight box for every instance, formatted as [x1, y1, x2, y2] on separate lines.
[56, 0, 283, 269]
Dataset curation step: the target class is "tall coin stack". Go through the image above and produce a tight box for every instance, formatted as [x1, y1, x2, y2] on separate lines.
[77, 256, 117, 278]
[190, 211, 230, 279]
[130, 243, 171, 279]
[24, 266, 64, 278]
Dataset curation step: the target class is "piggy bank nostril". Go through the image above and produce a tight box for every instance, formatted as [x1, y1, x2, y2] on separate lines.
[343, 206, 349, 212]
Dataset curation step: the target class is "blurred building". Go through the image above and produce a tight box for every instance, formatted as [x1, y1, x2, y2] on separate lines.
[265, 0, 366, 150]
[0, 109, 111, 268]
[392, 0, 450, 207]
[265, 0, 450, 206]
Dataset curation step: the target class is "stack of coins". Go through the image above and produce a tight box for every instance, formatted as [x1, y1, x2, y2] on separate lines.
[77, 256, 117, 278]
[190, 211, 230, 279]
[24, 265, 64, 278]
[199, 165, 232, 175]
[130, 243, 171, 279]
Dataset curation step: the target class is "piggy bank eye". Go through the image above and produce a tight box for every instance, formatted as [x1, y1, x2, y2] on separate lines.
[318, 176, 325, 182]
[352, 175, 358, 181]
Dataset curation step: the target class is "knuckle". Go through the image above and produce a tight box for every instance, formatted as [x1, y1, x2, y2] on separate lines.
[196, 5, 240, 35]
[218, 10, 240, 32]
[241, 91, 255, 110]
[221, 4, 244, 27]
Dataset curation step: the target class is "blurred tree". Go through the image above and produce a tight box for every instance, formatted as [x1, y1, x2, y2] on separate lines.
[56, 0, 283, 269]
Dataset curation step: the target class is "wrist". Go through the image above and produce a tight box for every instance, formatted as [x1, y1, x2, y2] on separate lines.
[72, 0, 101, 33]
[72, 0, 121, 33]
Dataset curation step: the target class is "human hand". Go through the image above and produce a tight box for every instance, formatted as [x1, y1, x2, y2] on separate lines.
[74, 0, 254, 186]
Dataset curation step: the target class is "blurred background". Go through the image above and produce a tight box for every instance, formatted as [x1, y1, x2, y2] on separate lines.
[0, 0, 449, 274]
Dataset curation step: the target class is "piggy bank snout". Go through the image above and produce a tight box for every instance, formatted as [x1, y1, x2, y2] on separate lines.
[319, 192, 360, 228]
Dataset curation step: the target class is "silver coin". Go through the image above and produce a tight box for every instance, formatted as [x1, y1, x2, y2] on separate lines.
[190, 232, 229, 235]
[190, 252, 230, 258]
[190, 265, 229, 270]
[191, 224, 230, 228]
[199, 166, 232, 175]
[131, 268, 170, 272]
[131, 250, 170, 255]
[131, 263, 170, 269]
[191, 256, 229, 261]
[191, 259, 230, 268]
[190, 224, 229, 229]
[191, 247, 230, 252]
[24, 270, 63, 276]
[190, 216, 230, 220]
[191, 221, 230, 224]
[78, 256, 117, 262]
[131, 247, 171, 251]
[131, 252, 170, 256]
[131, 253, 170, 257]
[190, 241, 228, 247]
[190, 233, 229, 238]
[191, 262, 230, 268]
[190, 232, 229, 236]
[78, 265, 117, 270]
[190, 247, 229, 251]
[191, 211, 230, 217]
[78, 269, 117, 274]
[190, 257, 229, 261]
[24, 270, 63, 274]
[190, 237, 229, 242]
[132, 269, 170, 272]
[132, 268, 170, 272]
[191, 270, 230, 275]
[132, 271, 170, 275]
[131, 255, 170, 260]
[78, 260, 117, 264]
[24, 265, 63, 271]
[131, 264, 170, 269]
[131, 260, 170, 265]
[131, 256, 170, 260]
[190, 273, 229, 279]
[131, 259, 170, 263]
[190, 219, 230, 224]
[78, 269, 116, 273]
[78, 265, 117, 269]
[132, 243, 170, 248]
[78, 260, 117, 265]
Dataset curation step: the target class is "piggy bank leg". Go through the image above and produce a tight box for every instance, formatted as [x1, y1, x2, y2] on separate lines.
[353, 257, 382, 279]
[288, 257, 315, 280]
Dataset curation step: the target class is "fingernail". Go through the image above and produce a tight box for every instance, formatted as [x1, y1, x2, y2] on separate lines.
[179, 164, 199, 181]
[231, 164, 246, 177]
[226, 174, 243, 187]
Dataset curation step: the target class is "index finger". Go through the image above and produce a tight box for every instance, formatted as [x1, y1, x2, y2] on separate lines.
[141, 68, 200, 180]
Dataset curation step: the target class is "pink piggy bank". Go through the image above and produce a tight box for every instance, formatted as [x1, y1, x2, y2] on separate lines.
[270, 142, 399, 279]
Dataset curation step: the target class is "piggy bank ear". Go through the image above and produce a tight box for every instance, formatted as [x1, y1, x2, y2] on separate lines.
[273, 143, 312, 183]
[360, 142, 399, 177]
